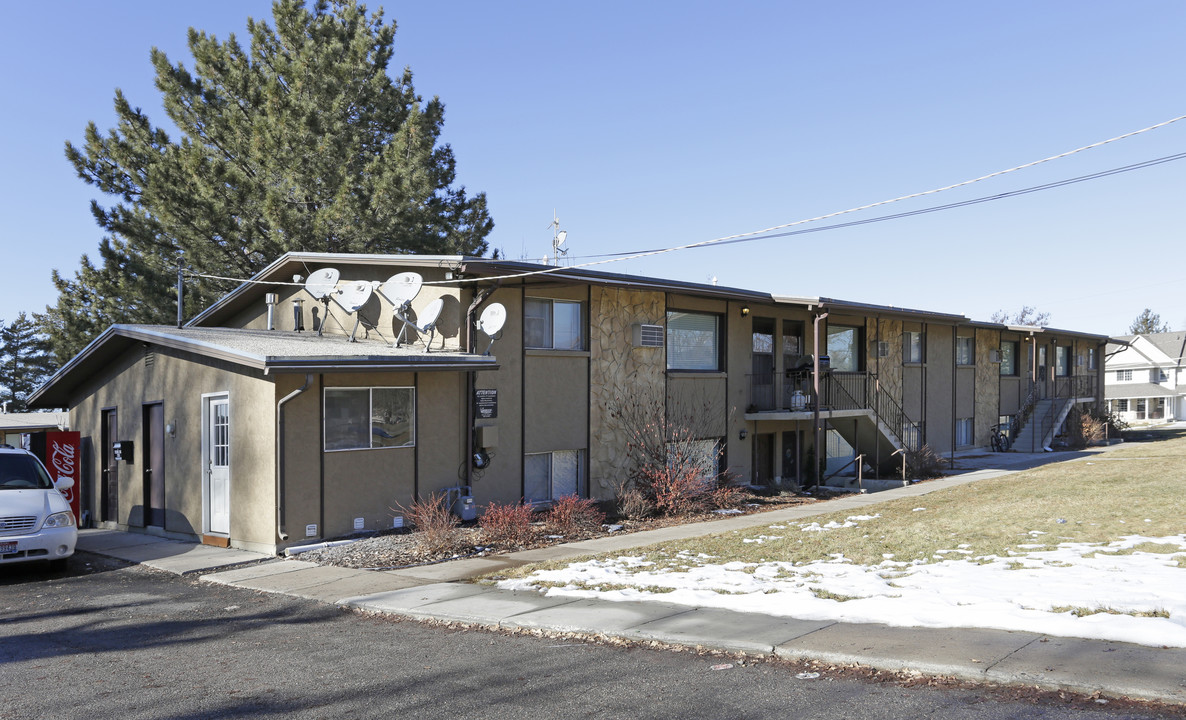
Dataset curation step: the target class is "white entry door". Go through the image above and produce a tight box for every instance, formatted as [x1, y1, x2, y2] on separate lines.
[206, 396, 231, 535]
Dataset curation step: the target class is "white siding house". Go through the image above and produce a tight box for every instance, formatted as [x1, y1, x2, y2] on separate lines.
[1105, 332, 1186, 424]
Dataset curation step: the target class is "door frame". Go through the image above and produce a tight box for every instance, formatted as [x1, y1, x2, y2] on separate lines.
[142, 402, 166, 528]
[201, 392, 231, 537]
[100, 407, 118, 524]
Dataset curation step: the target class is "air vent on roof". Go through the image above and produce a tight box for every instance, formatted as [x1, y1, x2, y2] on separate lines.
[632, 323, 663, 348]
[143, 346, 155, 368]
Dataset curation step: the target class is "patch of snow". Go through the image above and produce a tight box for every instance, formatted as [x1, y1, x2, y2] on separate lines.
[497, 534, 1186, 648]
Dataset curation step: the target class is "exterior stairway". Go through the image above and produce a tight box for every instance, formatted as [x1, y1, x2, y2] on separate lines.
[1010, 398, 1075, 452]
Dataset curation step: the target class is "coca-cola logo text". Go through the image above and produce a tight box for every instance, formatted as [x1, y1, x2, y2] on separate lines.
[51, 440, 77, 478]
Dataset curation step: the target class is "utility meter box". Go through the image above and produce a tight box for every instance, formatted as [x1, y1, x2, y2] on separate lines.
[446, 486, 477, 522]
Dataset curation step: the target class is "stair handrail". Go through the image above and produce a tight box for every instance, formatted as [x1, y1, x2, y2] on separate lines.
[1013, 380, 1040, 440]
[822, 373, 920, 453]
[873, 378, 921, 453]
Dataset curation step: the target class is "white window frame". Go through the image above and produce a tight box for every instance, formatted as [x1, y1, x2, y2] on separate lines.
[956, 336, 974, 366]
[1087, 347, 1097, 370]
[667, 310, 722, 371]
[323, 386, 415, 452]
[903, 331, 924, 364]
[524, 449, 586, 503]
[955, 417, 973, 447]
[524, 297, 584, 350]
[1055, 346, 1072, 377]
[1000, 341, 1018, 376]
[1116, 369, 1133, 382]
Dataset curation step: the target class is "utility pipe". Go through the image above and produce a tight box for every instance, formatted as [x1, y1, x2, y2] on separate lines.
[812, 311, 828, 490]
[276, 373, 313, 542]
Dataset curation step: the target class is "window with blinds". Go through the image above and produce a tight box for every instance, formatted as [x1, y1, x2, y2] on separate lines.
[666, 311, 721, 371]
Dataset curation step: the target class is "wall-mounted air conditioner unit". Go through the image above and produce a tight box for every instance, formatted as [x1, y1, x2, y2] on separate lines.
[989, 349, 1001, 363]
[632, 323, 663, 348]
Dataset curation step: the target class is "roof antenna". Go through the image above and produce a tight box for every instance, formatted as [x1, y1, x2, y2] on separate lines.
[547, 210, 569, 266]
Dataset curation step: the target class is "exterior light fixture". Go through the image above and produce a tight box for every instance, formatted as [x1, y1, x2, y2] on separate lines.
[739, 428, 748, 440]
[740, 306, 750, 317]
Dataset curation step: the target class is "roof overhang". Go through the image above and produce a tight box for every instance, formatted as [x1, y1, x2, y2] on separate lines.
[29, 324, 498, 409]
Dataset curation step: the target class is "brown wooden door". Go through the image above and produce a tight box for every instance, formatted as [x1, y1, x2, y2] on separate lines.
[100, 409, 118, 523]
[143, 403, 165, 527]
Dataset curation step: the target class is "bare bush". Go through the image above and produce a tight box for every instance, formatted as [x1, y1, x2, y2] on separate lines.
[613, 482, 654, 520]
[479, 501, 535, 548]
[905, 444, 946, 480]
[393, 493, 460, 555]
[1066, 406, 1109, 448]
[607, 390, 734, 517]
[546, 495, 606, 536]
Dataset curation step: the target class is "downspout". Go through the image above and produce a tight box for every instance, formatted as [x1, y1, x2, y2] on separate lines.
[276, 373, 313, 542]
[465, 281, 502, 489]
[812, 310, 828, 489]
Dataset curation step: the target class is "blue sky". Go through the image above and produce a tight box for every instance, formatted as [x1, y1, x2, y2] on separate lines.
[1, 1, 1183, 336]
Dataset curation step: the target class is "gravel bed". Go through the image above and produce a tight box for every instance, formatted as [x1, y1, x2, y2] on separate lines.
[296, 494, 821, 571]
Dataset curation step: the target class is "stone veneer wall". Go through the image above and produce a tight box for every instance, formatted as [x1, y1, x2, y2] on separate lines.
[974, 328, 1000, 447]
[588, 287, 665, 499]
[871, 318, 904, 402]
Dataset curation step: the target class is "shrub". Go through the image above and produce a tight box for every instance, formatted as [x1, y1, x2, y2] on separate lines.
[614, 482, 655, 520]
[647, 465, 715, 517]
[905, 444, 946, 480]
[708, 483, 747, 510]
[479, 501, 535, 548]
[546, 495, 606, 535]
[394, 493, 460, 555]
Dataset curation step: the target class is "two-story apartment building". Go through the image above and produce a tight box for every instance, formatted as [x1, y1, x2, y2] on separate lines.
[1105, 332, 1186, 424]
[30, 253, 1108, 554]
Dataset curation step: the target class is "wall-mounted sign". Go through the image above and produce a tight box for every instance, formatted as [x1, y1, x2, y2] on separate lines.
[474, 388, 498, 419]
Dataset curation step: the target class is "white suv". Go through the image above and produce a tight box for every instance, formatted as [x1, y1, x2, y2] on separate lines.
[0, 445, 77, 569]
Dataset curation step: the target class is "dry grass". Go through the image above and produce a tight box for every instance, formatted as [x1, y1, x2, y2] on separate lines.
[496, 434, 1186, 579]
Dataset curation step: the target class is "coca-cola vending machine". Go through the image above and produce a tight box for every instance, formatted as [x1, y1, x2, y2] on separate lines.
[30, 431, 83, 524]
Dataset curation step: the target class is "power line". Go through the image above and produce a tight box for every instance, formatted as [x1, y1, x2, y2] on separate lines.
[182, 114, 1186, 289]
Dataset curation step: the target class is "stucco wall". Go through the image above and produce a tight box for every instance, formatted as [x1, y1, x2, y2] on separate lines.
[68, 345, 275, 548]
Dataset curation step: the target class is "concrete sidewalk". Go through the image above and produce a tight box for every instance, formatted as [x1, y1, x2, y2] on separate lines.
[75, 443, 1186, 705]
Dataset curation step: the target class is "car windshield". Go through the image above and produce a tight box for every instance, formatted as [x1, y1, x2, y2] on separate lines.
[0, 454, 55, 490]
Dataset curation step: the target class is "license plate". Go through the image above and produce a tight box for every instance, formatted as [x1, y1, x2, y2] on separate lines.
[0, 542, 16, 554]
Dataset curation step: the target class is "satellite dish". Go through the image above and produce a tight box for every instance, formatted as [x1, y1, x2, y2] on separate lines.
[304, 268, 340, 299]
[418, 298, 444, 329]
[389, 297, 445, 352]
[378, 272, 435, 349]
[302, 268, 342, 336]
[476, 303, 506, 355]
[332, 280, 378, 343]
[379, 272, 423, 308]
[333, 280, 373, 314]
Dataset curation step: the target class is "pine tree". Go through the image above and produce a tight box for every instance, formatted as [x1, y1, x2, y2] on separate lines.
[1128, 308, 1170, 335]
[43, 0, 493, 362]
[0, 313, 58, 412]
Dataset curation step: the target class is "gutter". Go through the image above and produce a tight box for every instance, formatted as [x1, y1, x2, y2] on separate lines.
[276, 373, 313, 542]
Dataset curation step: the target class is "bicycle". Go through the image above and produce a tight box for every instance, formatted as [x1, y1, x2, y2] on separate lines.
[989, 424, 1012, 452]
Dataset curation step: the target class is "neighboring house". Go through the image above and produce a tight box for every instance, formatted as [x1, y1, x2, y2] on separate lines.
[30, 253, 1108, 554]
[1104, 332, 1186, 424]
[0, 411, 69, 448]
